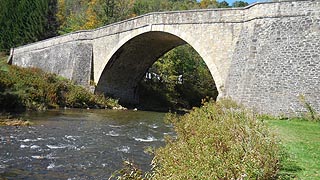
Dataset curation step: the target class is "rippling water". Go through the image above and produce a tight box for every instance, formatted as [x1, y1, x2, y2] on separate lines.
[0, 109, 174, 179]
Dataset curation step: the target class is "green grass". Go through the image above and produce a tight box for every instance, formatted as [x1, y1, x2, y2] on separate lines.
[267, 119, 320, 179]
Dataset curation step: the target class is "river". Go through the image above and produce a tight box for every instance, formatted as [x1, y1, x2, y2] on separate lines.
[0, 109, 174, 179]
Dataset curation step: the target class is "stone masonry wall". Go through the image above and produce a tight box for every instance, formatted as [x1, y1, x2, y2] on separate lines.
[12, 41, 92, 86]
[226, 14, 320, 115]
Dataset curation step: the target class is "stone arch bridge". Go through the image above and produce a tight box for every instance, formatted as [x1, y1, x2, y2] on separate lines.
[10, 0, 320, 115]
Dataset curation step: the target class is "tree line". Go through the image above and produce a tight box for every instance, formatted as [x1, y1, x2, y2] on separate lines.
[56, 0, 248, 34]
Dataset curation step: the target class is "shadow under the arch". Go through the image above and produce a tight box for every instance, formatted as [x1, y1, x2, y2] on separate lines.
[136, 44, 218, 112]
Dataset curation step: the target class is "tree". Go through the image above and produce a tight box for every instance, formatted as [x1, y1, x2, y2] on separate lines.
[199, 0, 219, 9]
[232, 1, 249, 7]
[140, 45, 218, 109]
[82, 0, 104, 29]
[0, 0, 57, 53]
[218, 1, 229, 8]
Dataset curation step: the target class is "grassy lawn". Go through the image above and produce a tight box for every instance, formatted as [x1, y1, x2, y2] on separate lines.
[267, 119, 320, 179]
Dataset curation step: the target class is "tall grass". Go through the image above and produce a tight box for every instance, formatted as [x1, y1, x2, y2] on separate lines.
[298, 95, 319, 122]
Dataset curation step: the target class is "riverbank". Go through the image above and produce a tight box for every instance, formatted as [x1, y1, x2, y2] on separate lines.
[113, 100, 282, 179]
[0, 113, 31, 126]
[112, 101, 320, 179]
[0, 55, 119, 114]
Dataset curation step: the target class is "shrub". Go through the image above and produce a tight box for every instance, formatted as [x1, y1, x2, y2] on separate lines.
[65, 85, 94, 108]
[0, 58, 119, 111]
[150, 100, 281, 179]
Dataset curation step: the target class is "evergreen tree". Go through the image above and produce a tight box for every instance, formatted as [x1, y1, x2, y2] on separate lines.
[0, 0, 57, 53]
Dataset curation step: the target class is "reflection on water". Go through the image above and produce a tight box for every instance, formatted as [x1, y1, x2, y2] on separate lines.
[0, 109, 174, 179]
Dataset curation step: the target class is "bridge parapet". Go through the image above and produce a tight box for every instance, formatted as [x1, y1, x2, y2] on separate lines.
[13, 0, 319, 54]
[92, 0, 319, 38]
[13, 31, 92, 55]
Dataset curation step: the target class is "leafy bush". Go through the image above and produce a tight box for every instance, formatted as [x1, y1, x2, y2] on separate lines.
[65, 85, 118, 109]
[0, 59, 118, 111]
[150, 100, 281, 179]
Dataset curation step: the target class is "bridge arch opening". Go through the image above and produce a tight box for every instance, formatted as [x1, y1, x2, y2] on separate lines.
[95, 31, 218, 108]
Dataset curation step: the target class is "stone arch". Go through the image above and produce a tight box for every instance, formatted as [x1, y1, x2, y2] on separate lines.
[95, 30, 222, 104]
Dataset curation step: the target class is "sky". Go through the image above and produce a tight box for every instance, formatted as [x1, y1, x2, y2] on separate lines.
[196, 0, 269, 6]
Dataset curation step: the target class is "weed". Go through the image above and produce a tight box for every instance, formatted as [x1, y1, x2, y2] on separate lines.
[298, 94, 319, 122]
